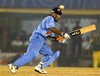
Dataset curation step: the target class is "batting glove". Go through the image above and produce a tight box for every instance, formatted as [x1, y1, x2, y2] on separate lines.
[63, 33, 70, 40]
[58, 38, 66, 43]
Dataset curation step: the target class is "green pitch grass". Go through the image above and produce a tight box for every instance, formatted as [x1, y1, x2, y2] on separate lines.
[0, 66, 100, 76]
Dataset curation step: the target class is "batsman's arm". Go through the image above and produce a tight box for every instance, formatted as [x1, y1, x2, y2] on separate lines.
[50, 27, 70, 40]
[49, 27, 62, 35]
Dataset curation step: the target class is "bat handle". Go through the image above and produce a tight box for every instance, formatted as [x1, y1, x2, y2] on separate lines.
[56, 36, 64, 41]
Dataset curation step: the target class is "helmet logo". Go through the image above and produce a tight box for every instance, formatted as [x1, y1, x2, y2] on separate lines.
[58, 9, 60, 12]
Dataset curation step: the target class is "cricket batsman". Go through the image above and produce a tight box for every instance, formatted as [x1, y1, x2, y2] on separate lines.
[8, 5, 70, 74]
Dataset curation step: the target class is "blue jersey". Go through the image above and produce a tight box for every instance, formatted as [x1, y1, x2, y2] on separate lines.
[13, 15, 59, 68]
[30, 16, 56, 41]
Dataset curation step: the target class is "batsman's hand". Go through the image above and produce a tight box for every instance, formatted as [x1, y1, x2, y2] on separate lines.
[63, 33, 70, 40]
[46, 31, 52, 37]
[58, 38, 66, 43]
[56, 33, 70, 42]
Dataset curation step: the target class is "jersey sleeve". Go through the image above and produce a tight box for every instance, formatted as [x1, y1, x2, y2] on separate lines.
[45, 16, 55, 29]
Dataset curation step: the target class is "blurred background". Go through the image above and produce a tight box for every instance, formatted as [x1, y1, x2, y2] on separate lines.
[0, 0, 100, 68]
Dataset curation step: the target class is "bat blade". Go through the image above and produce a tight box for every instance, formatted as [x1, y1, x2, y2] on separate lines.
[70, 24, 96, 37]
[80, 24, 96, 34]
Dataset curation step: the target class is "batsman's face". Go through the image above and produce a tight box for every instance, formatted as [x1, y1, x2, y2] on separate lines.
[53, 13, 61, 21]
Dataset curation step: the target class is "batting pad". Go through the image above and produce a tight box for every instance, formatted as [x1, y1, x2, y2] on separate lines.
[42, 51, 60, 68]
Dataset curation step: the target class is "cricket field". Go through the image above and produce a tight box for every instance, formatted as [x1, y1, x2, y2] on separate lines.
[0, 66, 100, 76]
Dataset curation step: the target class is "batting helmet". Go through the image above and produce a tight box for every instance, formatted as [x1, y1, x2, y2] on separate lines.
[51, 7, 62, 15]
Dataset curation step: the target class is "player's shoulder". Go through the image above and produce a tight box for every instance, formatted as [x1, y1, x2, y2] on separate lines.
[44, 15, 54, 21]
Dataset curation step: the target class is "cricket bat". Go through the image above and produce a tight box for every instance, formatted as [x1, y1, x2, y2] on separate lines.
[57, 24, 96, 41]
